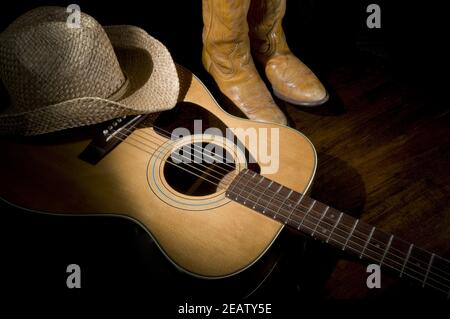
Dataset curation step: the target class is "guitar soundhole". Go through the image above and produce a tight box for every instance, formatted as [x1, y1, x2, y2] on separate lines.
[163, 142, 236, 196]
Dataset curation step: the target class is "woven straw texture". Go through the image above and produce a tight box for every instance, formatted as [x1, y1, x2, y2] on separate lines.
[0, 6, 179, 135]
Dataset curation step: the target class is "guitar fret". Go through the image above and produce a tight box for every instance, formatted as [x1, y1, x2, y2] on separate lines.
[360, 226, 375, 258]
[264, 185, 283, 215]
[286, 193, 305, 223]
[245, 175, 264, 205]
[400, 244, 414, 278]
[327, 212, 343, 243]
[298, 200, 316, 230]
[423, 253, 435, 287]
[275, 189, 293, 218]
[227, 170, 247, 196]
[238, 171, 257, 202]
[254, 180, 272, 209]
[380, 234, 394, 266]
[312, 206, 329, 236]
[343, 219, 359, 251]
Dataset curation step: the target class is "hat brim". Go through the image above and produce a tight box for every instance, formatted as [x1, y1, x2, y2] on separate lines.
[0, 25, 180, 136]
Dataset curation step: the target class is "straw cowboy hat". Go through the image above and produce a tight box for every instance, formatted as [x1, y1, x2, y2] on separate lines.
[0, 6, 180, 135]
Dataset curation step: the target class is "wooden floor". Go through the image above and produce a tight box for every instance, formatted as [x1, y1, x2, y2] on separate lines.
[264, 52, 450, 300]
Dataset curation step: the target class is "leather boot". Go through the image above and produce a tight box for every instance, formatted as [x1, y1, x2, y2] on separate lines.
[248, 0, 328, 106]
[202, 0, 287, 125]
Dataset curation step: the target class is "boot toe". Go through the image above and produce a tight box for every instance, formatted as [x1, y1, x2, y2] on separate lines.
[266, 54, 328, 106]
[248, 106, 287, 126]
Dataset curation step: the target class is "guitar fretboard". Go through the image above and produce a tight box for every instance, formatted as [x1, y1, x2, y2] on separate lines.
[226, 168, 450, 298]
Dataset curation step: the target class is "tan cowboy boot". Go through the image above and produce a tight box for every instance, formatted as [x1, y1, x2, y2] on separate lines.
[248, 0, 328, 106]
[202, 0, 287, 125]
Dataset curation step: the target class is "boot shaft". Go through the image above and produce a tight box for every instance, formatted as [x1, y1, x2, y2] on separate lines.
[248, 0, 290, 61]
[202, 0, 252, 75]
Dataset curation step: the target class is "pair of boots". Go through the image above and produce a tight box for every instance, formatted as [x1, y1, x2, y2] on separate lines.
[202, 0, 328, 125]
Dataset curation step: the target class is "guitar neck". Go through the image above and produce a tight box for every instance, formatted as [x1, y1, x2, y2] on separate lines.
[226, 168, 450, 298]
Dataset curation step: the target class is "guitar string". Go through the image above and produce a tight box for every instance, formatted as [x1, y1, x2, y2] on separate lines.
[225, 185, 450, 293]
[109, 121, 450, 281]
[133, 116, 237, 174]
[130, 129, 238, 182]
[236, 169, 450, 280]
[118, 117, 241, 181]
[132, 128, 237, 176]
[113, 115, 238, 182]
[231, 170, 450, 285]
[114, 128, 237, 186]
[113, 124, 450, 280]
[227, 172, 448, 288]
[108, 127, 450, 286]
[234, 169, 450, 283]
[114, 131, 236, 187]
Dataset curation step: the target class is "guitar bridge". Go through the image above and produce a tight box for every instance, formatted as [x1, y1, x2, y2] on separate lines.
[78, 113, 158, 164]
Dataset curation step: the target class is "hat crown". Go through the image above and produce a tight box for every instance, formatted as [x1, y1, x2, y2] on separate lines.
[0, 6, 127, 112]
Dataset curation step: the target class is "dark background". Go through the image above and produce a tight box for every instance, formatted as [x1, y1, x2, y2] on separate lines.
[1, 0, 447, 92]
[1, 0, 449, 310]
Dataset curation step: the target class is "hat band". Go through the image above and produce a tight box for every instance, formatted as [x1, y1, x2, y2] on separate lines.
[107, 76, 130, 102]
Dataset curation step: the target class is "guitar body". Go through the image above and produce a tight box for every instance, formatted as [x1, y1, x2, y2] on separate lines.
[0, 67, 317, 280]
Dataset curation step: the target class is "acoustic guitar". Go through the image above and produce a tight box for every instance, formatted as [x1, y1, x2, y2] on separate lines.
[0, 65, 449, 298]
